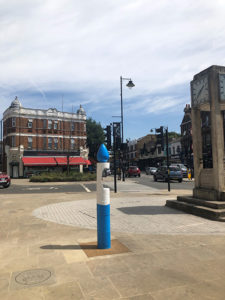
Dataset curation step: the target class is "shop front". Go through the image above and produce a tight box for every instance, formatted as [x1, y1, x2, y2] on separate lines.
[22, 155, 91, 177]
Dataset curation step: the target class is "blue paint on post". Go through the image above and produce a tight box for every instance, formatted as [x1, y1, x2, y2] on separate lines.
[97, 204, 111, 249]
[97, 144, 109, 162]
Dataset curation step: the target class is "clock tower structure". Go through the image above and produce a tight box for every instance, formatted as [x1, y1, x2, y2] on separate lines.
[167, 65, 225, 220]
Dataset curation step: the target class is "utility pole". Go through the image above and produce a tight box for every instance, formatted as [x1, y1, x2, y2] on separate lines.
[113, 123, 117, 193]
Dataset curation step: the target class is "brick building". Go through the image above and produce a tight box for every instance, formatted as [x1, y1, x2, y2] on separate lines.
[136, 134, 165, 170]
[3, 97, 89, 177]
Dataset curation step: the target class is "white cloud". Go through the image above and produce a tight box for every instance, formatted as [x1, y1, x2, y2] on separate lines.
[1, 0, 225, 135]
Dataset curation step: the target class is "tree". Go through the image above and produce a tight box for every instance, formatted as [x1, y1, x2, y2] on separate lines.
[86, 118, 105, 159]
[168, 131, 181, 139]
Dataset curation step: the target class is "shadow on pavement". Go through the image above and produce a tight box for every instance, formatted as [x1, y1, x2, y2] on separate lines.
[117, 205, 184, 215]
[41, 244, 97, 250]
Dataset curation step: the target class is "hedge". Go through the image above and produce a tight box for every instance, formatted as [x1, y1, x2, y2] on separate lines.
[30, 171, 96, 182]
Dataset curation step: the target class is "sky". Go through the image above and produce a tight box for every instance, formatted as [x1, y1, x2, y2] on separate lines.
[1, 0, 225, 140]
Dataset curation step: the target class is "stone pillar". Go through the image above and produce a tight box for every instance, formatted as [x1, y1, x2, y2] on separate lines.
[191, 108, 202, 187]
[209, 69, 225, 192]
[5, 146, 10, 176]
[19, 145, 24, 177]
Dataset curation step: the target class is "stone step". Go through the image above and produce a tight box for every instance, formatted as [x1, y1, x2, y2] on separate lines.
[166, 200, 225, 221]
[177, 196, 225, 209]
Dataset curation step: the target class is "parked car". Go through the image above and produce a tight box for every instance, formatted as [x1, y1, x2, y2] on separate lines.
[102, 168, 111, 177]
[126, 166, 141, 177]
[0, 172, 11, 188]
[171, 164, 188, 178]
[154, 166, 182, 182]
[146, 167, 157, 175]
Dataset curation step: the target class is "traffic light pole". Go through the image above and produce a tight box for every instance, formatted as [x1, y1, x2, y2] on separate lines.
[165, 127, 170, 192]
[113, 124, 117, 193]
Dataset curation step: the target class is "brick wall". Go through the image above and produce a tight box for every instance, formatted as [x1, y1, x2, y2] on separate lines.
[3, 116, 86, 151]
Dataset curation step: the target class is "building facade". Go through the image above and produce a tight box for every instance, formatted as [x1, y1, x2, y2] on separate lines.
[126, 139, 138, 164]
[169, 138, 181, 163]
[0, 140, 2, 171]
[3, 97, 89, 177]
[134, 134, 166, 170]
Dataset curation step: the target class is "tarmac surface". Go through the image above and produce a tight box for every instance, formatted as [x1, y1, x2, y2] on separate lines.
[1, 178, 225, 299]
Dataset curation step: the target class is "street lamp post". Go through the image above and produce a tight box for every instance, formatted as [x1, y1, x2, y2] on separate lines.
[120, 76, 135, 181]
[120, 76, 135, 143]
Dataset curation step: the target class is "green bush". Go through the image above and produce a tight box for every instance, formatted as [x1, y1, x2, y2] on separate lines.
[30, 171, 96, 182]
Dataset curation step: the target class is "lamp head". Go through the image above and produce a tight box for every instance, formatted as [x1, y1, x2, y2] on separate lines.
[126, 80, 135, 89]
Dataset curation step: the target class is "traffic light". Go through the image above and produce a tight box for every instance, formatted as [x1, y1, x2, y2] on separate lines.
[104, 125, 111, 150]
[156, 126, 164, 150]
[113, 122, 121, 150]
[120, 143, 128, 151]
[106, 125, 111, 149]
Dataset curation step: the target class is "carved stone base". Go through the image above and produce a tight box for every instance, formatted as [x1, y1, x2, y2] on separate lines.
[166, 195, 225, 222]
[193, 187, 225, 201]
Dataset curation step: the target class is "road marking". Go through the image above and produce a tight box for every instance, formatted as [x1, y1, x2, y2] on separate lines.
[80, 184, 91, 193]
[49, 187, 59, 190]
[26, 188, 41, 190]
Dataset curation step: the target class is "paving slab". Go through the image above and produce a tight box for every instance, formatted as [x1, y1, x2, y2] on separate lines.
[1, 180, 225, 299]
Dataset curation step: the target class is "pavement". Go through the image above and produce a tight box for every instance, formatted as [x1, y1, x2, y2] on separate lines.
[1, 177, 225, 299]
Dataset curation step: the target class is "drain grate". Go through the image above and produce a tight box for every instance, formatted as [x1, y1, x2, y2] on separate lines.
[15, 269, 51, 286]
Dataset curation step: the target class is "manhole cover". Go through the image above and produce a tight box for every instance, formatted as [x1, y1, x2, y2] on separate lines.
[15, 269, 51, 286]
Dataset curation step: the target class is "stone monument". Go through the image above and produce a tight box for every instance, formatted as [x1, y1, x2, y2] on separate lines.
[166, 65, 225, 221]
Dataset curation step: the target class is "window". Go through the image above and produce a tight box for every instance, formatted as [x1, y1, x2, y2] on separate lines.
[48, 137, 52, 149]
[71, 122, 75, 131]
[28, 137, 33, 149]
[158, 146, 161, 154]
[28, 119, 33, 129]
[43, 119, 47, 129]
[54, 138, 58, 149]
[173, 147, 175, 155]
[43, 137, 47, 149]
[54, 121, 58, 130]
[12, 117, 16, 127]
[71, 138, 75, 150]
[12, 136, 15, 147]
[48, 120, 52, 129]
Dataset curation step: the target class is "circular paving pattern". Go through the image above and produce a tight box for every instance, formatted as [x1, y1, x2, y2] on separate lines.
[33, 197, 225, 235]
[15, 269, 51, 286]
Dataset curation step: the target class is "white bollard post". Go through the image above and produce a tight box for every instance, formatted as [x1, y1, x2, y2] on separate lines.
[96, 144, 111, 249]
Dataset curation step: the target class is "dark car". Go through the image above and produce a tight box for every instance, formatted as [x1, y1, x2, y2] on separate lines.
[154, 166, 182, 182]
[126, 166, 141, 177]
[0, 172, 11, 188]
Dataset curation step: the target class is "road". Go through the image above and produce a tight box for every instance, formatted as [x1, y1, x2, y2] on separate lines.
[134, 173, 194, 190]
[0, 182, 98, 194]
[0, 173, 194, 194]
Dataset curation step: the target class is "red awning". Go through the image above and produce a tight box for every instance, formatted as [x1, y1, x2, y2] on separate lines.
[22, 156, 91, 167]
[85, 160, 91, 165]
[55, 157, 89, 165]
[22, 157, 57, 166]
